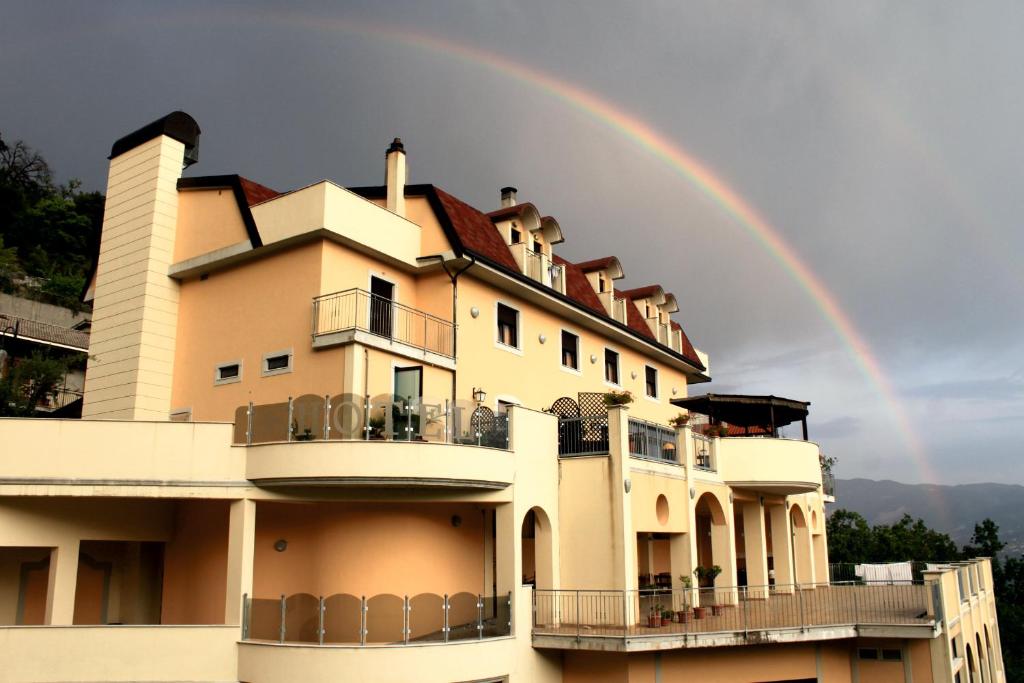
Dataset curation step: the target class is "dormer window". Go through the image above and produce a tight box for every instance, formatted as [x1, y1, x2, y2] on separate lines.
[532, 238, 542, 253]
[645, 302, 652, 318]
[598, 273, 607, 293]
[510, 226, 521, 244]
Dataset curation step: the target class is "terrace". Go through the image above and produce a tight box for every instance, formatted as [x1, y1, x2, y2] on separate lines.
[532, 580, 939, 652]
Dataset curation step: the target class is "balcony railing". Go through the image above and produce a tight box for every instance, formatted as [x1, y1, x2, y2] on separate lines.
[691, 431, 716, 472]
[312, 289, 455, 358]
[627, 417, 679, 463]
[244, 591, 511, 646]
[822, 470, 836, 497]
[533, 581, 934, 642]
[558, 414, 609, 456]
[234, 394, 510, 449]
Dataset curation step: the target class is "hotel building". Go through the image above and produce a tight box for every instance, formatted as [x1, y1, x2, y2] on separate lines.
[0, 112, 1004, 682]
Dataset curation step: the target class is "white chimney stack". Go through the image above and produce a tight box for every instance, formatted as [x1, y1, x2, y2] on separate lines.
[500, 186, 518, 208]
[385, 138, 407, 217]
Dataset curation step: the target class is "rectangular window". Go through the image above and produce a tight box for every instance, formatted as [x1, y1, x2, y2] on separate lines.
[532, 239, 542, 253]
[881, 649, 902, 662]
[261, 349, 293, 377]
[215, 361, 242, 385]
[645, 366, 658, 398]
[604, 348, 619, 385]
[857, 648, 879, 660]
[510, 227, 521, 244]
[561, 330, 579, 370]
[497, 303, 519, 348]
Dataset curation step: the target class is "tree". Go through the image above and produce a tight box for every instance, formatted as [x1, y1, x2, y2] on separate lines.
[963, 519, 1005, 561]
[825, 509, 873, 564]
[0, 234, 23, 292]
[0, 351, 68, 416]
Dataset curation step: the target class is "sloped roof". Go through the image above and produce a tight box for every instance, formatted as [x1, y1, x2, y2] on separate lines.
[238, 177, 279, 206]
[552, 255, 607, 315]
[575, 257, 620, 273]
[615, 292, 657, 341]
[0, 314, 89, 351]
[486, 203, 540, 223]
[434, 188, 520, 270]
[618, 285, 664, 300]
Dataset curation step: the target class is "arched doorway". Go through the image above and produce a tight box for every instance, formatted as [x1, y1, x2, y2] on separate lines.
[984, 626, 996, 682]
[789, 504, 813, 587]
[521, 507, 553, 589]
[966, 642, 977, 683]
[694, 492, 732, 603]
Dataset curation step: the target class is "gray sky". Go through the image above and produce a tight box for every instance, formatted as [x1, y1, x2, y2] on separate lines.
[2, 1, 1021, 485]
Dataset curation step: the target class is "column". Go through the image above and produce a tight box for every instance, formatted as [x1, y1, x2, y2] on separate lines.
[608, 405, 637, 593]
[768, 504, 794, 593]
[45, 540, 80, 625]
[742, 500, 770, 598]
[225, 499, 256, 625]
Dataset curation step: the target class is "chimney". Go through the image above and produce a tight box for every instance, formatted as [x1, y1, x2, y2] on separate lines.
[385, 138, 407, 217]
[500, 186, 518, 208]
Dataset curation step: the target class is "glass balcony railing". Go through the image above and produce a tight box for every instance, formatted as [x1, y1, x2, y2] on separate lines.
[245, 591, 512, 646]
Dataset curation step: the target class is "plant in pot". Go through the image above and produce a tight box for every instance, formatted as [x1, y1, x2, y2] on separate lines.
[291, 420, 315, 441]
[603, 390, 634, 408]
[669, 413, 691, 429]
[662, 608, 674, 623]
[676, 574, 693, 622]
[716, 423, 730, 437]
[367, 411, 386, 440]
[700, 565, 725, 615]
[647, 604, 663, 628]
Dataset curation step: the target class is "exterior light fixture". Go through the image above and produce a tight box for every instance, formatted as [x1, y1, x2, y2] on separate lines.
[590, 354, 597, 364]
[689, 487, 696, 500]
[538, 333, 547, 344]
[273, 539, 288, 552]
[472, 387, 487, 404]
[624, 479, 632, 494]
[631, 370, 637, 380]
[672, 387, 678, 396]
[470, 306, 480, 318]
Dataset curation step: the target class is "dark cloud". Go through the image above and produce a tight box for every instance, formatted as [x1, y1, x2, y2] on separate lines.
[2, 1, 1020, 483]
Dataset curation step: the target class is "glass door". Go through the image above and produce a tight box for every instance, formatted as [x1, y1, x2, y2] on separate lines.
[392, 366, 423, 439]
[369, 276, 394, 338]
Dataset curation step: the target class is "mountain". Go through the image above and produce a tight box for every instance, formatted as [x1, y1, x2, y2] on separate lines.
[834, 478, 1024, 556]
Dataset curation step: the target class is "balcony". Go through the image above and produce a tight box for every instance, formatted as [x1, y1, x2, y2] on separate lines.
[532, 580, 938, 651]
[627, 417, 679, 464]
[673, 394, 822, 494]
[311, 289, 455, 367]
[510, 243, 566, 294]
[235, 394, 519, 489]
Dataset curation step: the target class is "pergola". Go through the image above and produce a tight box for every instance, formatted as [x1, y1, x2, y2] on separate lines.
[670, 393, 811, 440]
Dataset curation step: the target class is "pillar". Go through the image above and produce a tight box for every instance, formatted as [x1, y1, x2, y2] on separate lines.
[742, 500, 770, 598]
[45, 540, 80, 625]
[224, 498, 256, 625]
[608, 405, 637, 592]
[768, 504, 794, 593]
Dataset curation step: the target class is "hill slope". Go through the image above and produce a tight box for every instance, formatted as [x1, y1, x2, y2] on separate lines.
[834, 478, 1024, 556]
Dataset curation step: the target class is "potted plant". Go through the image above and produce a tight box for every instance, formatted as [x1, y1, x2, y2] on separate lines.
[669, 413, 691, 429]
[367, 412, 386, 440]
[603, 390, 634, 407]
[676, 573, 693, 622]
[716, 424, 730, 437]
[692, 604, 706, 619]
[662, 608, 674, 623]
[291, 421, 315, 441]
[647, 604, 663, 628]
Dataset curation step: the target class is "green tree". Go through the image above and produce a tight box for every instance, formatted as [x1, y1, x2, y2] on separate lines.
[0, 234, 23, 292]
[825, 509, 873, 564]
[870, 514, 960, 563]
[0, 351, 68, 416]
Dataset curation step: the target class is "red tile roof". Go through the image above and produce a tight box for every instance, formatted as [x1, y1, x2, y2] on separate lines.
[434, 188, 520, 270]
[618, 285, 664, 300]
[238, 177, 280, 206]
[670, 320, 701, 366]
[575, 257, 620, 273]
[486, 203, 540, 223]
[615, 291, 657, 341]
[552, 255, 607, 315]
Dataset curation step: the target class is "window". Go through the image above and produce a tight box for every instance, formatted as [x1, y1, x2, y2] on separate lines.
[598, 273, 607, 293]
[881, 649, 902, 661]
[496, 303, 519, 348]
[510, 226, 521, 244]
[604, 349, 620, 385]
[532, 239, 542, 253]
[645, 365, 658, 398]
[561, 330, 579, 370]
[215, 361, 242, 385]
[261, 349, 293, 377]
[857, 648, 879, 660]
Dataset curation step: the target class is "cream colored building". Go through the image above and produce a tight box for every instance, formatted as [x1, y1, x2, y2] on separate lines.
[0, 112, 1004, 683]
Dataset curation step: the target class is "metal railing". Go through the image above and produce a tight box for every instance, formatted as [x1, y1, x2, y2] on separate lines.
[828, 561, 930, 585]
[691, 431, 716, 471]
[244, 591, 512, 646]
[558, 415, 609, 456]
[312, 289, 455, 358]
[627, 417, 679, 463]
[533, 581, 934, 641]
[550, 262, 566, 294]
[37, 386, 83, 410]
[523, 249, 544, 282]
[234, 394, 510, 450]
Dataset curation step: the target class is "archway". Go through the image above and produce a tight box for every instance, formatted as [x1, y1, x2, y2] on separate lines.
[789, 504, 814, 587]
[694, 492, 733, 603]
[966, 642, 977, 683]
[984, 626, 996, 682]
[976, 632, 988, 683]
[521, 507, 553, 589]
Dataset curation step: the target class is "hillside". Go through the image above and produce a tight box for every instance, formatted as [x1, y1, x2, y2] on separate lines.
[834, 478, 1024, 556]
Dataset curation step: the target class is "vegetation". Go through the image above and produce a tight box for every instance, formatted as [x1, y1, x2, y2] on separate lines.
[0, 133, 103, 311]
[0, 351, 70, 416]
[828, 510, 1020, 679]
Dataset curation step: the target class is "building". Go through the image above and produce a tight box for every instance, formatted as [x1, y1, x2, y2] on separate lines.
[0, 112, 1004, 682]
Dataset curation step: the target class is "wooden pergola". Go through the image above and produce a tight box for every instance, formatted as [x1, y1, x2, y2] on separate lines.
[670, 393, 811, 440]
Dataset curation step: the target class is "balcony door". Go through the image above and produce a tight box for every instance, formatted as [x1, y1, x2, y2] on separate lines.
[392, 366, 423, 439]
[369, 276, 394, 338]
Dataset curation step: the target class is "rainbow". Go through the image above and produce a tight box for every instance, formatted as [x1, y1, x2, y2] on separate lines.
[121, 10, 941, 483]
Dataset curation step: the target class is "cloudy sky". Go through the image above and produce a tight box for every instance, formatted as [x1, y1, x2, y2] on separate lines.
[3, 1, 1022, 485]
